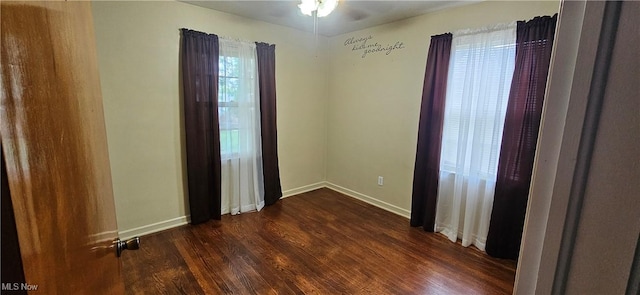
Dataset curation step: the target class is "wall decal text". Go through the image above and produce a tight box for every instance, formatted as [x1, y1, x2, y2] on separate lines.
[344, 35, 405, 58]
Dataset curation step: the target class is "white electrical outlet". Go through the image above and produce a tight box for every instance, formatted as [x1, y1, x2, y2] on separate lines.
[378, 176, 384, 186]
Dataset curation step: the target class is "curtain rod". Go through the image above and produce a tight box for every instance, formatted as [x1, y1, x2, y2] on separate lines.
[180, 28, 272, 46]
[220, 36, 274, 47]
[220, 35, 255, 45]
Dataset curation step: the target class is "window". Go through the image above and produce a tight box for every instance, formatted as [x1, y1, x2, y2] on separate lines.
[435, 23, 516, 250]
[219, 55, 240, 158]
[440, 31, 516, 179]
[217, 39, 264, 215]
[218, 47, 258, 160]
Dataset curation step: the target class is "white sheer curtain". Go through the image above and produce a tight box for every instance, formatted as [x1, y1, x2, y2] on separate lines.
[218, 38, 265, 215]
[435, 23, 516, 250]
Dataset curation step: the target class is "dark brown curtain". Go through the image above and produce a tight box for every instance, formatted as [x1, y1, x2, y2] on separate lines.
[486, 15, 557, 259]
[255, 42, 283, 206]
[410, 33, 452, 231]
[181, 29, 222, 224]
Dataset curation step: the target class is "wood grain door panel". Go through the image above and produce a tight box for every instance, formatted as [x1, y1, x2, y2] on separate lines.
[1, 2, 124, 293]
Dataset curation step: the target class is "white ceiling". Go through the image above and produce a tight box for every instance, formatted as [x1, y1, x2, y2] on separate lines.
[182, 1, 479, 37]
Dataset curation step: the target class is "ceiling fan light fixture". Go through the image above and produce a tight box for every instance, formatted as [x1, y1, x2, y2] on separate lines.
[298, 0, 317, 16]
[298, 0, 339, 17]
[317, 0, 339, 17]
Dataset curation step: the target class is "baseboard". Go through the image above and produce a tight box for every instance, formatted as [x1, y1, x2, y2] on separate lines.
[118, 181, 411, 239]
[325, 182, 411, 219]
[119, 182, 326, 239]
[119, 216, 189, 240]
[282, 181, 326, 198]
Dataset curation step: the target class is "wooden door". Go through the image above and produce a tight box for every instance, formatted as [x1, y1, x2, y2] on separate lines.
[1, 1, 125, 293]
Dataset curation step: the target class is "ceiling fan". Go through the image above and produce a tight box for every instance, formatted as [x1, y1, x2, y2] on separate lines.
[298, 0, 339, 17]
[265, 0, 385, 24]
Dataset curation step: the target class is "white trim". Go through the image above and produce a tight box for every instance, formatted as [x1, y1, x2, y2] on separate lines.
[282, 181, 326, 198]
[118, 182, 414, 239]
[119, 182, 325, 239]
[325, 182, 411, 219]
[119, 216, 189, 240]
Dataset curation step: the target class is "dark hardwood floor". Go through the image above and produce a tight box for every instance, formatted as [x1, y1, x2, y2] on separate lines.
[123, 188, 516, 294]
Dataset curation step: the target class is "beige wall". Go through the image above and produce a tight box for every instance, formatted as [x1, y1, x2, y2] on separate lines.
[92, 1, 328, 234]
[94, 1, 639, 291]
[325, 1, 559, 216]
[93, 1, 560, 235]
